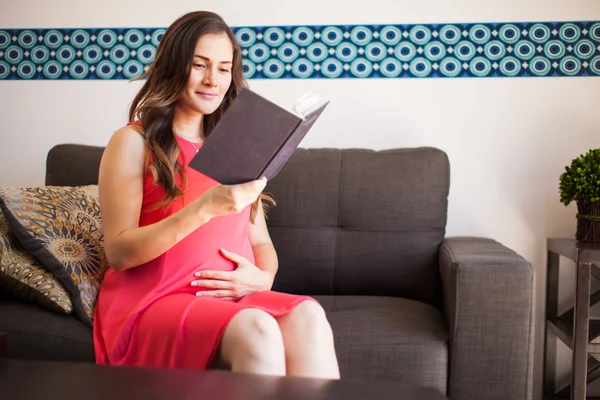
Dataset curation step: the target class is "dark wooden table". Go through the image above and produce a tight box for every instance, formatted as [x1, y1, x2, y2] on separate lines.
[545, 238, 600, 400]
[0, 331, 6, 359]
[0, 359, 447, 400]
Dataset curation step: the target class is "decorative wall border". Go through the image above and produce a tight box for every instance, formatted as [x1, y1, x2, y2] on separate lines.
[1, 21, 599, 80]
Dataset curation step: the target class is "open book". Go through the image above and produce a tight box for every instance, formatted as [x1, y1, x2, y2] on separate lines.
[189, 88, 329, 185]
[291, 92, 326, 119]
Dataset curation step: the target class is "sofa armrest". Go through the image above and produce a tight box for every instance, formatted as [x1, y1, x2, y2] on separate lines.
[439, 237, 534, 400]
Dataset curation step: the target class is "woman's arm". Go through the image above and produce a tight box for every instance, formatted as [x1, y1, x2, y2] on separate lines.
[99, 126, 210, 271]
[100, 127, 267, 272]
[248, 200, 278, 286]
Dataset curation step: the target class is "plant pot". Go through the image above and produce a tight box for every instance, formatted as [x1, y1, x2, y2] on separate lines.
[576, 200, 600, 243]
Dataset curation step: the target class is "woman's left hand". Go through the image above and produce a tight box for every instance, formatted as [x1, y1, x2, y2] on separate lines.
[191, 248, 274, 300]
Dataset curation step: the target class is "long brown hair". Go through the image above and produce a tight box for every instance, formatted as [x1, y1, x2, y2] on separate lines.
[128, 11, 274, 222]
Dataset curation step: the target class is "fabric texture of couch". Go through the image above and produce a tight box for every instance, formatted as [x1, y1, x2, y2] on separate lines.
[0, 144, 535, 400]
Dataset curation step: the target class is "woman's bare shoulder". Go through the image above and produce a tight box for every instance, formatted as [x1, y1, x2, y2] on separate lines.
[102, 124, 149, 168]
[109, 124, 145, 147]
[108, 123, 149, 153]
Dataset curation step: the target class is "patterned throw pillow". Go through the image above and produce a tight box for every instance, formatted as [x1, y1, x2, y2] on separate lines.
[0, 185, 109, 327]
[0, 211, 73, 314]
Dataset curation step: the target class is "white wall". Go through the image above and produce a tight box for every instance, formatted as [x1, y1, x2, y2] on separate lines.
[2, 1, 600, 399]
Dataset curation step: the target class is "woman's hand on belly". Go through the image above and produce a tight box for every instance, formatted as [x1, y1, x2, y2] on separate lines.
[190, 248, 274, 300]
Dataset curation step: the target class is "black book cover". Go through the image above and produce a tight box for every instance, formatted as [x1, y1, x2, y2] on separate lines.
[189, 88, 328, 185]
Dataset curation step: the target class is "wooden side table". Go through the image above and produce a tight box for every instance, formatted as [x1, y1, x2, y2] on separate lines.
[545, 238, 600, 400]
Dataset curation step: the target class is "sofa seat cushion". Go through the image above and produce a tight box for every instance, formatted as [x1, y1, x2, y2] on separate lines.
[312, 295, 448, 394]
[0, 301, 93, 362]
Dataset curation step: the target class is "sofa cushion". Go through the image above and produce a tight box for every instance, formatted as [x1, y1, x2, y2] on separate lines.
[313, 295, 448, 394]
[45, 144, 104, 187]
[0, 211, 73, 314]
[0, 300, 94, 362]
[1, 293, 449, 386]
[267, 148, 449, 308]
[0, 185, 108, 327]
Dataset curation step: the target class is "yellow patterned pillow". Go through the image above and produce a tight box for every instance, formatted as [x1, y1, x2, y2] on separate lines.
[0, 211, 73, 314]
[0, 185, 108, 327]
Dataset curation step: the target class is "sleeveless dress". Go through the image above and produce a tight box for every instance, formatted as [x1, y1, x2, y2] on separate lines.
[93, 128, 314, 369]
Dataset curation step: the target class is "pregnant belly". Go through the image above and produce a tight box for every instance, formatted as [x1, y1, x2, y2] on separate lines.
[177, 244, 256, 296]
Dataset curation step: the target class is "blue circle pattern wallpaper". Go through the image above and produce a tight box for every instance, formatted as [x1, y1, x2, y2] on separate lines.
[0, 21, 599, 80]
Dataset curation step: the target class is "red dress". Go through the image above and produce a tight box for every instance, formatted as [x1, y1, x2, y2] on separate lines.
[93, 131, 313, 369]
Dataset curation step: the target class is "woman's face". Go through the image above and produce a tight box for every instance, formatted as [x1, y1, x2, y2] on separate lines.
[178, 33, 234, 116]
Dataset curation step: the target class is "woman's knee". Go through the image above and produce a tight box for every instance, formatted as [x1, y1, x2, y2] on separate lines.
[221, 309, 284, 363]
[287, 301, 333, 338]
[293, 301, 328, 324]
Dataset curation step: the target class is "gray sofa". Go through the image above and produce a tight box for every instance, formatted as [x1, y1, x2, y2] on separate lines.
[0, 144, 534, 400]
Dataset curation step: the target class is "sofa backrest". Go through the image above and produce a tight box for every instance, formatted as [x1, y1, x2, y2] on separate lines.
[46, 144, 450, 307]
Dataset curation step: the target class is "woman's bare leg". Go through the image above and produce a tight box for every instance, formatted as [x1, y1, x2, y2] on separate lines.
[275, 301, 340, 379]
[215, 308, 286, 376]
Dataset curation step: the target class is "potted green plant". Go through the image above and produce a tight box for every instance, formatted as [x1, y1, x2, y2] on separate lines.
[559, 149, 600, 243]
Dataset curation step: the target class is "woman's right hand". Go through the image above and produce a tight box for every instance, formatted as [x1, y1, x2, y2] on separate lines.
[196, 177, 268, 220]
